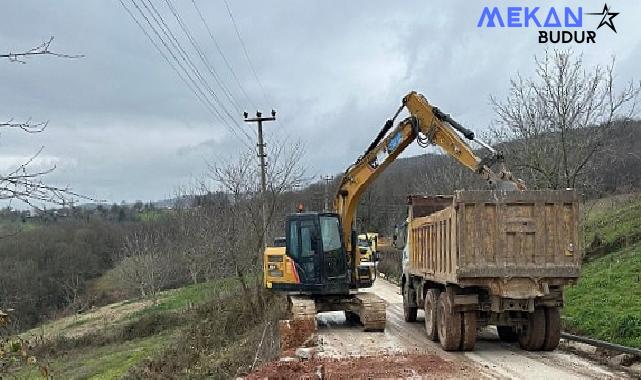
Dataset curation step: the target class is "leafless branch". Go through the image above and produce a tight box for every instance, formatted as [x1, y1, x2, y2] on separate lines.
[0, 118, 48, 133]
[1, 36, 84, 64]
[0, 147, 99, 209]
[489, 49, 641, 190]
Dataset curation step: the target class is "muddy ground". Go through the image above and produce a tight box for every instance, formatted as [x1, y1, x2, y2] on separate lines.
[250, 280, 632, 379]
[249, 353, 475, 379]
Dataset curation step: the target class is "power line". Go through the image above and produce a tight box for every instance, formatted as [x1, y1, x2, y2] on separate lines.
[128, 0, 225, 122]
[119, 0, 215, 127]
[121, 0, 254, 148]
[162, 0, 243, 115]
[140, 0, 231, 122]
[222, 0, 270, 106]
[220, 0, 290, 135]
[192, 0, 257, 111]
[140, 0, 251, 140]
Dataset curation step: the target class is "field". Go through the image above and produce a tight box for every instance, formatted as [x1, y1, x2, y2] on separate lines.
[6, 278, 284, 379]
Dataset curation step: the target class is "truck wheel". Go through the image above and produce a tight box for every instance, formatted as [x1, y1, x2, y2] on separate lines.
[460, 311, 477, 351]
[542, 307, 561, 351]
[403, 282, 417, 322]
[424, 289, 440, 341]
[497, 326, 518, 343]
[518, 308, 546, 351]
[437, 292, 461, 351]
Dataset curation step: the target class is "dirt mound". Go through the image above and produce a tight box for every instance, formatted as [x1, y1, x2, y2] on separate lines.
[279, 319, 316, 351]
[247, 353, 468, 379]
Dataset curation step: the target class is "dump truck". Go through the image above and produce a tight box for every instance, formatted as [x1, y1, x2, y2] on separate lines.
[397, 190, 581, 351]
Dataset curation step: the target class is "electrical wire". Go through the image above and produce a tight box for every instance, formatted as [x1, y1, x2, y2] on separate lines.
[141, 0, 252, 141]
[140, 0, 233, 123]
[121, 0, 235, 139]
[119, 0, 199, 104]
[121, 0, 255, 149]
[192, 0, 257, 111]
[162, 0, 243, 115]
[222, 0, 270, 106]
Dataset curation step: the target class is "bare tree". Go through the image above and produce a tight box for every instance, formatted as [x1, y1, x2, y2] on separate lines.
[209, 136, 306, 244]
[115, 227, 181, 298]
[2, 39, 90, 209]
[205, 137, 306, 307]
[172, 196, 227, 285]
[59, 274, 83, 310]
[490, 50, 641, 190]
[1, 36, 83, 64]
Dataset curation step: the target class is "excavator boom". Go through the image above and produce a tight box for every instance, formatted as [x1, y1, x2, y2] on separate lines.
[335, 91, 523, 268]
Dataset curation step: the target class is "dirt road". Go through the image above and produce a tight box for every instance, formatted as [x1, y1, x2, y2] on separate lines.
[313, 279, 630, 379]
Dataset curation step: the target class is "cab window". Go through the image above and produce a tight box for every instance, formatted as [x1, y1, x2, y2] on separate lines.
[300, 220, 316, 258]
[288, 220, 299, 259]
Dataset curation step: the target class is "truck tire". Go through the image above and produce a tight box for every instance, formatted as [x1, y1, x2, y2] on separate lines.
[460, 311, 477, 351]
[542, 307, 561, 351]
[403, 282, 417, 322]
[424, 289, 440, 341]
[518, 308, 546, 351]
[437, 292, 461, 351]
[497, 326, 518, 343]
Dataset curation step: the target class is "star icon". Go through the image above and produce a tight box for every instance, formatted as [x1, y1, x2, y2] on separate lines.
[587, 3, 619, 33]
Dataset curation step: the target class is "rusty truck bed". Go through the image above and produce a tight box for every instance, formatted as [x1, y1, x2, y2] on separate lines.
[407, 190, 580, 286]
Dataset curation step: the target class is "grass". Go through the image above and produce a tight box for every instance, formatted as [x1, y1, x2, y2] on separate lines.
[137, 210, 166, 222]
[564, 243, 641, 348]
[20, 298, 154, 341]
[8, 278, 246, 379]
[21, 278, 239, 342]
[564, 193, 641, 348]
[128, 277, 239, 319]
[125, 290, 286, 379]
[11, 334, 169, 379]
[582, 194, 641, 258]
[0, 218, 39, 236]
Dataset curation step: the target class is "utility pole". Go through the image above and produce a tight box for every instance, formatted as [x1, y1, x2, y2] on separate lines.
[321, 175, 333, 211]
[244, 110, 276, 248]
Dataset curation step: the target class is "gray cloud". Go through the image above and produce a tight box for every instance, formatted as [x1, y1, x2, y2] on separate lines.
[1, 0, 639, 205]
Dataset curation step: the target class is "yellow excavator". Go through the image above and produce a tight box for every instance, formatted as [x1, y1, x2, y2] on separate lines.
[263, 91, 522, 331]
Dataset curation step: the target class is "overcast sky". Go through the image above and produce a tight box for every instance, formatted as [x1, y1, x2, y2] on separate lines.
[1, 0, 640, 206]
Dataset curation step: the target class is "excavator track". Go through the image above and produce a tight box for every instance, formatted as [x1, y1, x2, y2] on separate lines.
[355, 292, 386, 331]
[289, 295, 317, 321]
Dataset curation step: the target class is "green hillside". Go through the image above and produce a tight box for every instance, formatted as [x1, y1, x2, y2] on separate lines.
[5, 278, 284, 379]
[564, 194, 641, 348]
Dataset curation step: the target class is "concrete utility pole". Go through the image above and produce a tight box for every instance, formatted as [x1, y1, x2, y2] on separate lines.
[321, 175, 333, 211]
[244, 110, 276, 248]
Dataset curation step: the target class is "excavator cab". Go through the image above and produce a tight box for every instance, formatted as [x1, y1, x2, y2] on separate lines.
[264, 212, 351, 295]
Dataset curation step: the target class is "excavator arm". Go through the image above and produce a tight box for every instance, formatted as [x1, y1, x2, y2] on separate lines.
[335, 91, 523, 262]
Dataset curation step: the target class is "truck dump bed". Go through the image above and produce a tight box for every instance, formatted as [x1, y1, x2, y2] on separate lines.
[407, 190, 580, 287]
